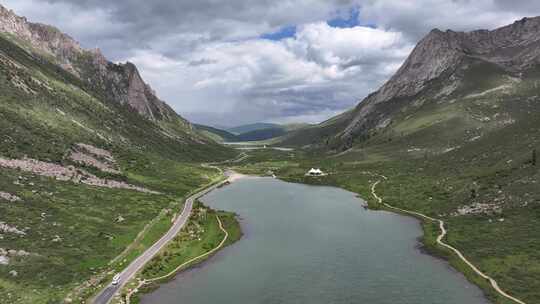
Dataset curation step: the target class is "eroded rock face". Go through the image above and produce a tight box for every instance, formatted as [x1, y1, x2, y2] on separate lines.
[0, 5, 83, 74]
[341, 17, 540, 139]
[0, 4, 189, 125]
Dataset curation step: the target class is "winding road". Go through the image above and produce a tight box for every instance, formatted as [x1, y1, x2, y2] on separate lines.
[370, 175, 526, 304]
[92, 171, 232, 304]
[124, 214, 230, 304]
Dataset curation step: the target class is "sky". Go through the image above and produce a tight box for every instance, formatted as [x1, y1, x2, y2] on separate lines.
[3, 0, 540, 127]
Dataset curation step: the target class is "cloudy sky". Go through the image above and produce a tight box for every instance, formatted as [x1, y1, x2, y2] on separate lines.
[3, 0, 540, 127]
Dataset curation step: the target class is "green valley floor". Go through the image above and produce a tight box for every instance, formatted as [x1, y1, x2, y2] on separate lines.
[230, 146, 540, 304]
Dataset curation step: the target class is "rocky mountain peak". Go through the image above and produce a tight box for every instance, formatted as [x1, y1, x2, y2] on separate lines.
[341, 16, 540, 139]
[0, 5, 82, 72]
[368, 16, 540, 106]
[372, 27, 464, 105]
[0, 4, 188, 124]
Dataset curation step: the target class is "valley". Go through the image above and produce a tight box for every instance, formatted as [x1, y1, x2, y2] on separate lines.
[0, 4, 238, 303]
[1, 3, 540, 304]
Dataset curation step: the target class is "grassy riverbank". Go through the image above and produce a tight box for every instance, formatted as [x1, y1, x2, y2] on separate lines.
[124, 201, 242, 304]
[231, 148, 540, 304]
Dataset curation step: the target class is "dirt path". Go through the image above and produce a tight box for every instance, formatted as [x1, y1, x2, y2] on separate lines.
[125, 214, 229, 304]
[370, 176, 526, 304]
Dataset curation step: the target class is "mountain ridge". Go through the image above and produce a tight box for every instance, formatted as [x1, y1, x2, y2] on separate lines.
[339, 16, 540, 141]
[277, 16, 540, 149]
[0, 4, 187, 124]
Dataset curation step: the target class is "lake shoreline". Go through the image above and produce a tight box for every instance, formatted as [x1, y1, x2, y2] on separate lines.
[140, 175, 490, 304]
[122, 173, 249, 304]
[126, 209, 243, 304]
[271, 173, 501, 304]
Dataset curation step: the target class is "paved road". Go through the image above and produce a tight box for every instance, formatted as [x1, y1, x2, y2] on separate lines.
[93, 174, 230, 304]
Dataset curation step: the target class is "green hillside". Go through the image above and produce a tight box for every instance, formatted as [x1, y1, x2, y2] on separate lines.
[196, 122, 308, 142]
[0, 28, 235, 303]
[227, 122, 281, 134]
[194, 124, 239, 142]
[235, 127, 287, 141]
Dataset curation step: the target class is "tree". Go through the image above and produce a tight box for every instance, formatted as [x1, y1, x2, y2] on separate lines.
[533, 148, 537, 166]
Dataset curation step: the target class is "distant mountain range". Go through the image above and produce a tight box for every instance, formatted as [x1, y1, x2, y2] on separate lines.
[195, 122, 310, 142]
[226, 123, 282, 135]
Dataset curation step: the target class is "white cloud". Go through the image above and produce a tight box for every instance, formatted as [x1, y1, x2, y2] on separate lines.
[3, 0, 540, 126]
[127, 23, 412, 126]
[2, 0, 128, 50]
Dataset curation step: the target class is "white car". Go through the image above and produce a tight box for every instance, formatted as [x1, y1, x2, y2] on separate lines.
[111, 274, 121, 286]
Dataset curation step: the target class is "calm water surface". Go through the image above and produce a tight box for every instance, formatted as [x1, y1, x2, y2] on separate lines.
[142, 177, 489, 304]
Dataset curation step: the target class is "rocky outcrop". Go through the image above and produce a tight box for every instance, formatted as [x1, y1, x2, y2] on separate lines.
[0, 192, 21, 202]
[341, 17, 540, 139]
[0, 4, 189, 124]
[0, 157, 160, 194]
[0, 222, 25, 235]
[0, 5, 82, 74]
[104, 61, 181, 121]
[68, 143, 120, 174]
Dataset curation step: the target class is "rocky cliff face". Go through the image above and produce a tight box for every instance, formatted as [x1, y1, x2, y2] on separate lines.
[0, 4, 188, 125]
[341, 16, 540, 139]
[0, 5, 83, 74]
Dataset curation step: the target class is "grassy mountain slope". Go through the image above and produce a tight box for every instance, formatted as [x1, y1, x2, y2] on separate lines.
[0, 15, 235, 304]
[235, 127, 287, 142]
[278, 110, 354, 147]
[193, 124, 239, 142]
[227, 122, 281, 134]
[197, 122, 309, 142]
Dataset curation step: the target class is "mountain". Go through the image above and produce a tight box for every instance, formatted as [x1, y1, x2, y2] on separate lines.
[235, 127, 287, 142]
[281, 123, 312, 131]
[194, 124, 239, 142]
[0, 4, 231, 161]
[0, 5, 186, 123]
[282, 17, 540, 151]
[227, 123, 282, 134]
[196, 123, 308, 142]
[0, 6, 234, 303]
[221, 122, 311, 142]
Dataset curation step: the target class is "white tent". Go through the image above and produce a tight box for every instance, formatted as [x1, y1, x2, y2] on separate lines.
[308, 168, 323, 175]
